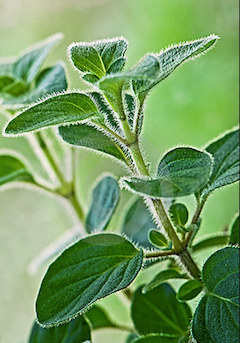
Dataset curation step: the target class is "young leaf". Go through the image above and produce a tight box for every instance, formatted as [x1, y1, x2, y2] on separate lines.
[148, 229, 168, 248]
[4, 93, 98, 134]
[36, 233, 143, 326]
[132, 334, 183, 343]
[192, 247, 240, 343]
[133, 34, 219, 95]
[124, 93, 136, 131]
[28, 316, 91, 343]
[142, 269, 188, 294]
[122, 147, 213, 198]
[0, 154, 33, 185]
[191, 234, 229, 252]
[85, 175, 120, 233]
[122, 197, 157, 248]
[201, 128, 239, 196]
[177, 280, 203, 302]
[58, 123, 126, 162]
[13, 33, 62, 84]
[85, 305, 117, 330]
[169, 203, 189, 226]
[131, 283, 191, 340]
[229, 214, 239, 244]
[100, 38, 128, 73]
[0, 75, 16, 91]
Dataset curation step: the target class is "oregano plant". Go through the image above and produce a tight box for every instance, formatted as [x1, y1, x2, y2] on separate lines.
[0, 33, 239, 343]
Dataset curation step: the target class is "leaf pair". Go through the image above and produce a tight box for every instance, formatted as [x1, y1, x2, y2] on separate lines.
[0, 34, 67, 106]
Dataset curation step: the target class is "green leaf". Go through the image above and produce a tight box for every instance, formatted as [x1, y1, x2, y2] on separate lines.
[177, 280, 203, 302]
[36, 233, 143, 326]
[124, 93, 136, 131]
[122, 147, 213, 198]
[148, 229, 168, 248]
[85, 305, 116, 330]
[192, 247, 240, 343]
[0, 154, 33, 185]
[133, 34, 219, 95]
[0, 75, 16, 91]
[99, 38, 128, 73]
[229, 214, 239, 244]
[192, 234, 229, 252]
[169, 203, 189, 226]
[58, 123, 126, 162]
[131, 283, 191, 340]
[132, 334, 184, 343]
[201, 128, 239, 196]
[126, 333, 139, 343]
[85, 175, 120, 233]
[4, 93, 98, 134]
[29, 316, 91, 343]
[142, 269, 188, 294]
[13, 33, 62, 83]
[122, 197, 157, 248]
[1, 78, 28, 96]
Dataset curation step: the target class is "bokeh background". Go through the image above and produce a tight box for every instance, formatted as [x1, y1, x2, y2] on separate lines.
[0, 0, 238, 342]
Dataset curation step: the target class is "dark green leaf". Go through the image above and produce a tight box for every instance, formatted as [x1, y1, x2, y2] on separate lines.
[132, 334, 184, 343]
[36, 233, 143, 326]
[131, 283, 191, 340]
[13, 33, 62, 83]
[100, 38, 128, 73]
[169, 203, 189, 227]
[5, 93, 98, 134]
[201, 128, 239, 196]
[177, 280, 203, 302]
[126, 333, 139, 343]
[0, 154, 33, 185]
[122, 197, 157, 248]
[124, 93, 136, 131]
[58, 123, 126, 162]
[133, 34, 219, 95]
[85, 175, 119, 233]
[192, 247, 240, 343]
[229, 214, 239, 244]
[122, 147, 213, 198]
[2, 78, 28, 96]
[192, 234, 229, 252]
[29, 316, 91, 343]
[85, 305, 116, 330]
[142, 269, 188, 294]
[148, 230, 168, 248]
[0, 75, 16, 91]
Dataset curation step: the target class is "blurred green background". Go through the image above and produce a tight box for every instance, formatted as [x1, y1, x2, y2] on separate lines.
[0, 0, 238, 342]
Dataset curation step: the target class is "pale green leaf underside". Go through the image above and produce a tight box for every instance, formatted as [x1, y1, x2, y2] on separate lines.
[29, 316, 91, 343]
[142, 269, 188, 294]
[0, 155, 33, 185]
[131, 283, 191, 338]
[192, 247, 240, 343]
[5, 93, 98, 134]
[58, 123, 126, 162]
[36, 233, 143, 326]
[201, 128, 239, 196]
[85, 175, 119, 233]
[13, 33, 62, 83]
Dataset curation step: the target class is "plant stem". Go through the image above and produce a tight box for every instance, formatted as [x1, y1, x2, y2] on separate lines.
[117, 88, 201, 279]
[144, 249, 176, 258]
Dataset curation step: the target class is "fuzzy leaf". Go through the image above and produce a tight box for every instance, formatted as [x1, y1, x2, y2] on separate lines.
[85, 305, 116, 330]
[131, 283, 191, 341]
[142, 269, 188, 294]
[169, 203, 189, 226]
[13, 33, 62, 83]
[229, 214, 239, 244]
[0, 155, 33, 185]
[36, 233, 143, 326]
[201, 128, 239, 196]
[85, 175, 119, 233]
[177, 280, 203, 302]
[124, 93, 136, 131]
[192, 234, 229, 252]
[5, 93, 98, 134]
[29, 316, 91, 343]
[58, 123, 126, 162]
[148, 229, 168, 248]
[192, 247, 240, 343]
[99, 38, 128, 73]
[133, 34, 219, 95]
[122, 197, 157, 248]
[122, 147, 213, 198]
